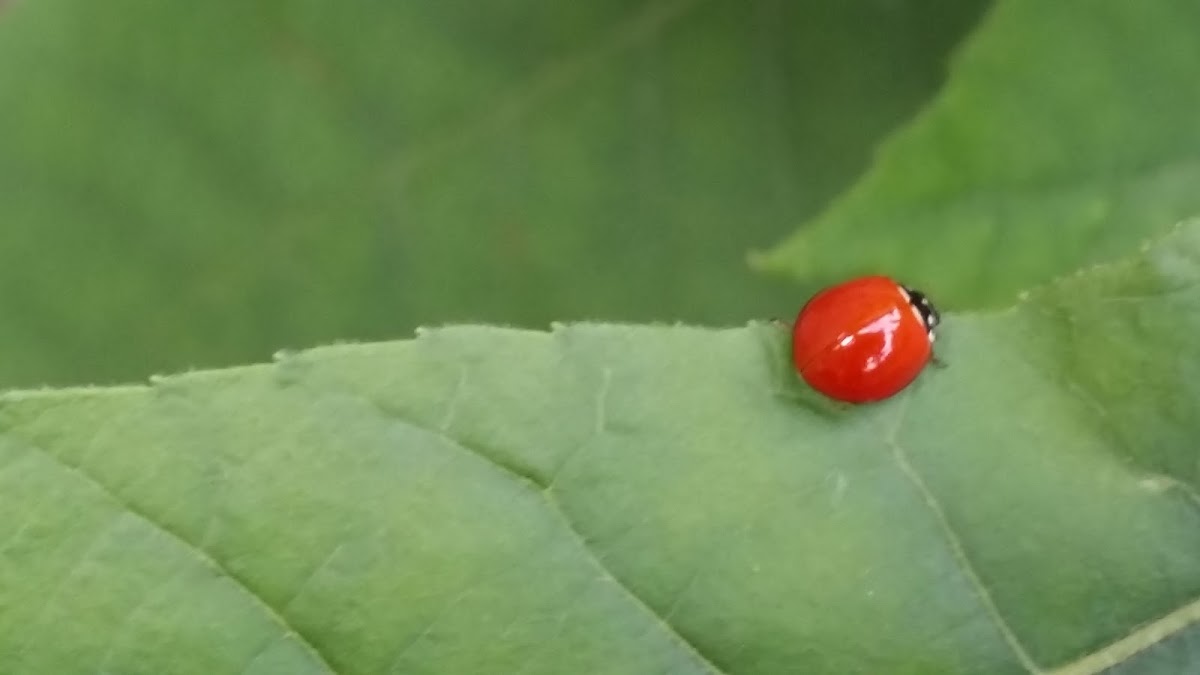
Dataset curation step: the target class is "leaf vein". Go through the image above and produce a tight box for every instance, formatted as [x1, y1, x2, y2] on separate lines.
[15, 437, 340, 675]
[887, 395, 1043, 674]
[95, 565, 186, 672]
[1047, 593, 1200, 674]
[358, 397, 730, 675]
[282, 543, 346, 614]
[17, 515, 122, 658]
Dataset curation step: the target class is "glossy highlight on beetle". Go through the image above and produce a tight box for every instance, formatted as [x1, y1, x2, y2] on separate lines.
[792, 275, 939, 403]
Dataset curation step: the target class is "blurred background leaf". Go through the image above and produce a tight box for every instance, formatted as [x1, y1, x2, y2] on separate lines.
[755, 0, 1200, 310]
[0, 0, 987, 388]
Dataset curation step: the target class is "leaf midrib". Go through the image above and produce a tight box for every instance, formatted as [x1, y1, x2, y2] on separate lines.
[353, 389, 731, 675]
[12, 433, 341, 675]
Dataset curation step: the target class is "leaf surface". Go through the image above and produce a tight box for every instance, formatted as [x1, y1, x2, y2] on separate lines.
[6, 222, 1200, 673]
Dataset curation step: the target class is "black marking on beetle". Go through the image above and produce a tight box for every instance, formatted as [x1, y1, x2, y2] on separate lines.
[901, 285, 940, 339]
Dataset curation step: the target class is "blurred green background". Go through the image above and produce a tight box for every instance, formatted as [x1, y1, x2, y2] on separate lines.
[0, 0, 989, 388]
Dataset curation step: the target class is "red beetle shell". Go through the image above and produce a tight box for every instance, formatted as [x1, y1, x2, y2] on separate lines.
[792, 275, 935, 403]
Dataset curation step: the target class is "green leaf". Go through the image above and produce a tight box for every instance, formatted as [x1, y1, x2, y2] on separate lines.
[6, 220, 1200, 673]
[0, 0, 986, 388]
[754, 0, 1200, 310]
